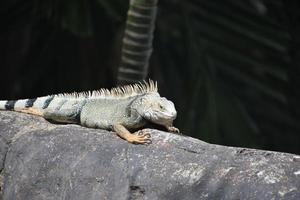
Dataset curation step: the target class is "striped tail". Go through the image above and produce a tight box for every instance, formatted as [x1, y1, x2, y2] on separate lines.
[0, 96, 54, 115]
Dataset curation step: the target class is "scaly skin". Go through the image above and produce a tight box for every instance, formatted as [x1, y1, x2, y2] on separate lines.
[0, 81, 179, 144]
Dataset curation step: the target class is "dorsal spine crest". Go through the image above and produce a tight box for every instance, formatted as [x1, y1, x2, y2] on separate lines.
[55, 79, 158, 99]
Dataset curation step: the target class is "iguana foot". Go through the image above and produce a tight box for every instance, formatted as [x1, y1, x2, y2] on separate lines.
[167, 126, 180, 134]
[113, 124, 151, 144]
[131, 130, 151, 144]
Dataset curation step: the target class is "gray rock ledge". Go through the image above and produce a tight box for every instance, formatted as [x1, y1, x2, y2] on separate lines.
[0, 111, 299, 200]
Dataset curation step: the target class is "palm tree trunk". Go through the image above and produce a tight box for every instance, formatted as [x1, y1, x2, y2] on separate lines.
[117, 0, 158, 85]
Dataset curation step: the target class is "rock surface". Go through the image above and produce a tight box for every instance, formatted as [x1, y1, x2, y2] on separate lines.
[0, 111, 299, 200]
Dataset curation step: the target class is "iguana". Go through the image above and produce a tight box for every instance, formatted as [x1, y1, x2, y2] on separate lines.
[0, 80, 179, 144]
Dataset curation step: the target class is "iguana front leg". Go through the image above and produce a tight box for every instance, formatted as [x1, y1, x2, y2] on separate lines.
[113, 124, 151, 144]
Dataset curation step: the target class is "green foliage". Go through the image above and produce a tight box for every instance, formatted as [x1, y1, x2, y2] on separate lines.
[153, 0, 298, 152]
[31, 0, 126, 36]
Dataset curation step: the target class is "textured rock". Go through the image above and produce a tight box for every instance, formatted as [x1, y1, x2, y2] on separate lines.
[0, 111, 299, 200]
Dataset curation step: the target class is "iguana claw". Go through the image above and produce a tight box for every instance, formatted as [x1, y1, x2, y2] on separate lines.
[132, 130, 152, 144]
[167, 126, 180, 134]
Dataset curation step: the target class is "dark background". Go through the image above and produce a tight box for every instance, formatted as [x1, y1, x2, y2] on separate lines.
[1, 0, 300, 154]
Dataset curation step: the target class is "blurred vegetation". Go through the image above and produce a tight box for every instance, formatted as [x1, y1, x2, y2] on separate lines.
[117, 0, 158, 84]
[0, 0, 299, 154]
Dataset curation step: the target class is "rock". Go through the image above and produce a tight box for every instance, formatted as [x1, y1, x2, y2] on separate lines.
[0, 111, 299, 200]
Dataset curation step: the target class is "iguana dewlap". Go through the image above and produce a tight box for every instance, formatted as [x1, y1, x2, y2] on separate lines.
[0, 81, 179, 144]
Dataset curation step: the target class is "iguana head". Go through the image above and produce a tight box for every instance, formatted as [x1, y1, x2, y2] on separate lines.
[134, 93, 177, 126]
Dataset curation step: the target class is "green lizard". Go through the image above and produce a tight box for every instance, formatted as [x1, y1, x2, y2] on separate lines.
[0, 80, 179, 144]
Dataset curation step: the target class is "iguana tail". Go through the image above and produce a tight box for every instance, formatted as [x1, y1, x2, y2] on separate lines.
[0, 96, 54, 116]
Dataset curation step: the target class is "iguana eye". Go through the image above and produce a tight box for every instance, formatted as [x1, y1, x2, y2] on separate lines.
[159, 105, 164, 109]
